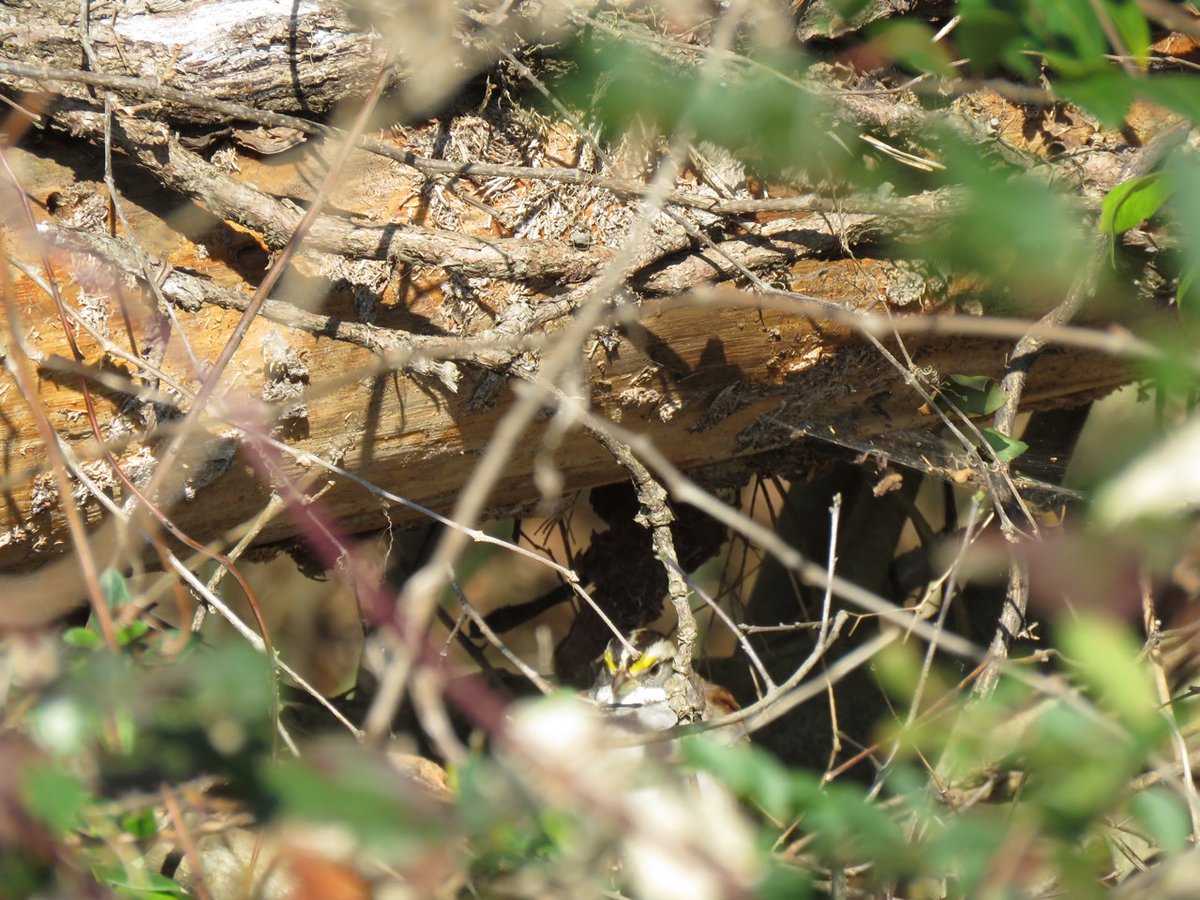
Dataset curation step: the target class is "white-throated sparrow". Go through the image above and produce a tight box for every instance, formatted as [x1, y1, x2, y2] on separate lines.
[587, 629, 743, 744]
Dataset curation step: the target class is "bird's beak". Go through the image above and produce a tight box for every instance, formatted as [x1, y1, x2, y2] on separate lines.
[611, 670, 631, 699]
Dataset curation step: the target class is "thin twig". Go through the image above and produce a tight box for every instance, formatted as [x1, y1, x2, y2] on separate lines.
[879, 495, 986, 804]
[137, 50, 396, 522]
[1140, 570, 1200, 838]
[449, 578, 555, 696]
[166, 553, 364, 738]
[0, 157, 119, 647]
[976, 125, 1192, 690]
[670, 558, 776, 692]
[410, 666, 468, 765]
[197, 492, 289, 631]
[818, 494, 842, 651]
[583, 421, 701, 702]
[0, 59, 952, 218]
[159, 785, 214, 900]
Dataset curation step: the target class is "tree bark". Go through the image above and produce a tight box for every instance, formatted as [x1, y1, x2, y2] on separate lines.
[0, 0, 386, 126]
[0, 0, 1156, 582]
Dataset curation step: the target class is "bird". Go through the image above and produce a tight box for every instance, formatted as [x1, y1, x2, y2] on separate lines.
[587, 628, 744, 745]
[582, 628, 758, 895]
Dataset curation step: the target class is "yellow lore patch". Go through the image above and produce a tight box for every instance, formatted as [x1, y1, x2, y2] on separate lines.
[629, 653, 658, 676]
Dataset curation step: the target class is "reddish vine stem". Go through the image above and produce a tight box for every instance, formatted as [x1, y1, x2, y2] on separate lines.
[0, 148, 120, 648]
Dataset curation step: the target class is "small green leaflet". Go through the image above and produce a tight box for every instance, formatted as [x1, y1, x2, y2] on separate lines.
[982, 427, 1029, 462]
[99, 567, 131, 607]
[63, 627, 103, 649]
[92, 864, 189, 896]
[19, 765, 91, 835]
[1178, 267, 1199, 322]
[120, 809, 158, 840]
[1130, 787, 1191, 857]
[870, 21, 955, 77]
[935, 374, 1006, 416]
[1099, 172, 1169, 236]
[1104, 0, 1151, 67]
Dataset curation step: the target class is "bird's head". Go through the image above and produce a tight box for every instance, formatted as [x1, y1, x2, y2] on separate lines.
[588, 629, 677, 708]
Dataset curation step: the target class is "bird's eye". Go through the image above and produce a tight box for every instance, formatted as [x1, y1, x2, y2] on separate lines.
[648, 662, 662, 676]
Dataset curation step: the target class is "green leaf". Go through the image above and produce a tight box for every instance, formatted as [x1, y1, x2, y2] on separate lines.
[1139, 76, 1200, 126]
[1178, 267, 1200, 323]
[93, 864, 189, 895]
[958, 0, 1144, 85]
[1055, 73, 1135, 128]
[63, 627, 102, 649]
[979, 427, 1027, 460]
[807, 781, 909, 869]
[981, 427, 1029, 462]
[925, 815, 1011, 894]
[268, 759, 410, 846]
[1024, 705, 1138, 835]
[1103, 0, 1151, 66]
[927, 134, 1092, 297]
[1099, 173, 1169, 236]
[685, 737, 908, 872]
[116, 620, 151, 647]
[120, 809, 158, 840]
[872, 641, 923, 701]
[936, 374, 1006, 416]
[100, 568, 131, 608]
[264, 739, 444, 852]
[19, 765, 91, 835]
[682, 737, 799, 821]
[955, 5, 1034, 77]
[1129, 787, 1191, 856]
[870, 21, 955, 76]
[1168, 154, 1200, 326]
[1043, 0, 1111, 69]
[556, 34, 830, 179]
[756, 862, 813, 900]
[1058, 616, 1161, 735]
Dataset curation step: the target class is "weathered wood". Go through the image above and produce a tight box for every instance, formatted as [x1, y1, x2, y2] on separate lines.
[0, 192, 1125, 574]
[0, 0, 1152, 592]
[0, 0, 386, 126]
